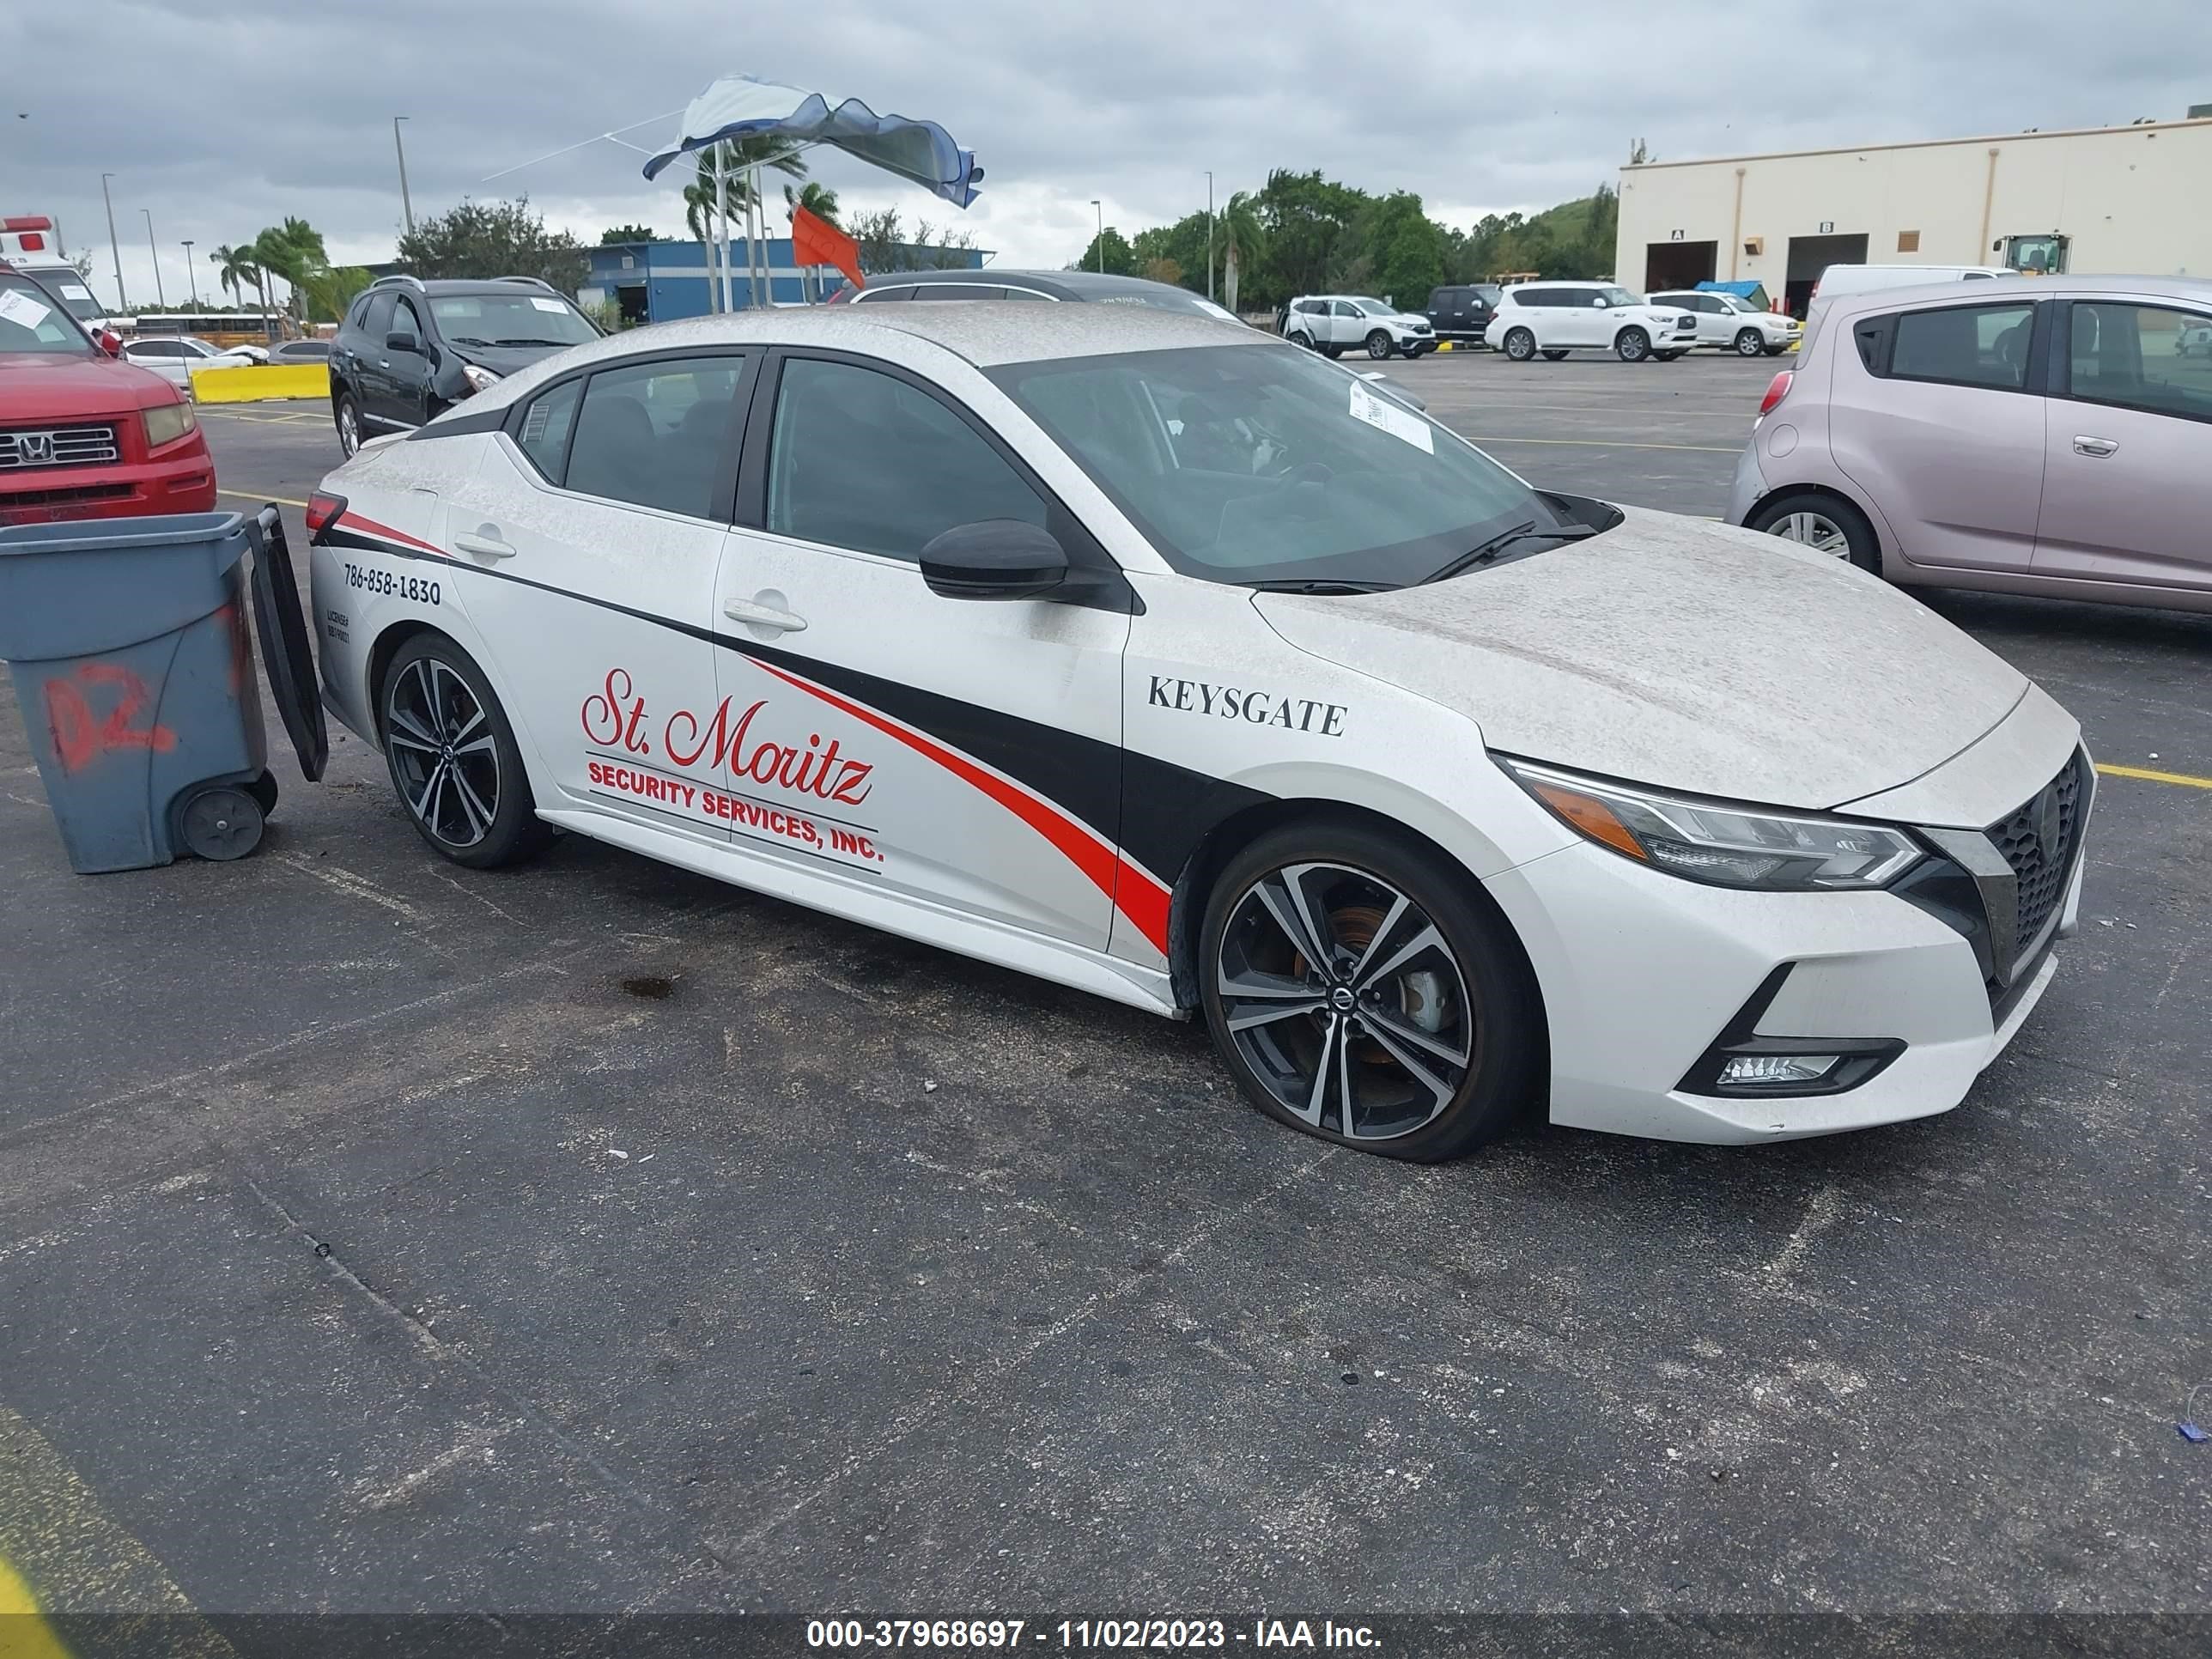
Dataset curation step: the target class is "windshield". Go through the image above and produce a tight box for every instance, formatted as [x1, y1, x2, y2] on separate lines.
[1351, 299, 1397, 317]
[428, 292, 598, 347]
[1720, 294, 1759, 313]
[19, 269, 102, 322]
[0, 275, 94, 355]
[1600, 287, 1638, 307]
[989, 342, 1571, 588]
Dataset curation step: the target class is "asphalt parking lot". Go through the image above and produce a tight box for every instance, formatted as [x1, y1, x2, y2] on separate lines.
[3, 349, 2209, 1645]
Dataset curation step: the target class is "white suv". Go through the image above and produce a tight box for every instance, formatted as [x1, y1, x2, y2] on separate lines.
[1486, 283, 1698, 363]
[1281, 295, 1437, 360]
[1650, 289, 1801, 356]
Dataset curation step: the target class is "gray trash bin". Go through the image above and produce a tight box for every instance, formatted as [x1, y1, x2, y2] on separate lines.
[0, 511, 275, 872]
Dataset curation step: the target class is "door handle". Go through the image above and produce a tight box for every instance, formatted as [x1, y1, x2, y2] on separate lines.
[722, 595, 807, 633]
[2072, 435, 2119, 458]
[453, 531, 516, 560]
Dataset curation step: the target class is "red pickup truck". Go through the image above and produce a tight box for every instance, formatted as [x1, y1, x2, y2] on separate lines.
[0, 263, 216, 526]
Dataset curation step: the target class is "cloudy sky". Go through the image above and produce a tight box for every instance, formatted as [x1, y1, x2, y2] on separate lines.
[3, 0, 2199, 308]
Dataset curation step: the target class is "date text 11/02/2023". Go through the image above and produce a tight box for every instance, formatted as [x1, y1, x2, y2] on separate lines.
[804, 1620, 1381, 1649]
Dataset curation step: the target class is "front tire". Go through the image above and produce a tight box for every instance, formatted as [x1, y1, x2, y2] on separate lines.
[1502, 327, 1536, 362]
[335, 392, 362, 458]
[1200, 820, 1544, 1161]
[1748, 490, 1882, 576]
[1735, 328, 1766, 356]
[1615, 327, 1651, 362]
[380, 634, 552, 869]
[1365, 330, 1393, 360]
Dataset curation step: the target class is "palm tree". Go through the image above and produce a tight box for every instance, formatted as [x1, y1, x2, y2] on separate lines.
[210, 244, 270, 337]
[1215, 191, 1265, 315]
[782, 180, 841, 228]
[252, 219, 330, 331]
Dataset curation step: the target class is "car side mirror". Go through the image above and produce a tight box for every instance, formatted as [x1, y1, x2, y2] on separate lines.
[920, 520, 1069, 601]
[97, 330, 121, 357]
[385, 331, 420, 354]
[1590, 296, 1607, 308]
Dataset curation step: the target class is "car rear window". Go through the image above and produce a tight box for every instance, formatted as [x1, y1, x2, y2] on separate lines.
[1887, 302, 2035, 392]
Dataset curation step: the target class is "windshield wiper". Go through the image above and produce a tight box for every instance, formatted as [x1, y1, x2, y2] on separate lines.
[492, 337, 574, 347]
[1247, 578, 1394, 595]
[1422, 521, 1597, 585]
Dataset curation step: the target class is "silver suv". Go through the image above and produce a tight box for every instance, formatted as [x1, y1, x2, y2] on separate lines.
[1281, 295, 1437, 360]
[1729, 273, 2212, 614]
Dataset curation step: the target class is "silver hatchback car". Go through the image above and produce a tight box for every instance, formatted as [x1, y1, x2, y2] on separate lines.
[1729, 274, 2212, 615]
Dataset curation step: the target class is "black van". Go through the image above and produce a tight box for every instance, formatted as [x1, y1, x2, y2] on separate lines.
[1424, 284, 1504, 346]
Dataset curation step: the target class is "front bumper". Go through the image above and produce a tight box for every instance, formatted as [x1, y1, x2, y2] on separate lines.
[0, 447, 216, 526]
[1486, 817, 2086, 1145]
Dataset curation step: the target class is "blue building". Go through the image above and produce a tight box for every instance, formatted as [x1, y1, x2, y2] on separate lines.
[581, 239, 988, 325]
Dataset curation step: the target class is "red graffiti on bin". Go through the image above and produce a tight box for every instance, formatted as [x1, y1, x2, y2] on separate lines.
[44, 662, 179, 774]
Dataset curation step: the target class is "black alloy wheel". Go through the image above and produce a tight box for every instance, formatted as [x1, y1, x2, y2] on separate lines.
[380, 635, 550, 869]
[1201, 823, 1543, 1160]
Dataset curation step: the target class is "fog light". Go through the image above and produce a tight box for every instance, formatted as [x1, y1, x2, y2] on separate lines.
[1719, 1054, 1839, 1086]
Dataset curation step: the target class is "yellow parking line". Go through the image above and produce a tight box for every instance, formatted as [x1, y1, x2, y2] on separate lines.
[218, 490, 311, 510]
[1462, 434, 1743, 453]
[0, 1557, 73, 1659]
[0, 1407, 235, 1656]
[2098, 763, 2212, 791]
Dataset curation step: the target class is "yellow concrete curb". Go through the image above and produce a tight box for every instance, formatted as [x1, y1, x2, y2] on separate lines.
[188, 363, 331, 404]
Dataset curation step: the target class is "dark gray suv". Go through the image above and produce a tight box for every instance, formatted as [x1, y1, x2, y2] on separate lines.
[330, 276, 599, 455]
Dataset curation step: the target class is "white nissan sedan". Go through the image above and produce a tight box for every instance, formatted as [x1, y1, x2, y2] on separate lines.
[307, 305, 2091, 1159]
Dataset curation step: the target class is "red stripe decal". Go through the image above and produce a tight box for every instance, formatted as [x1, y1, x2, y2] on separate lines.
[749, 658, 1172, 956]
[340, 511, 445, 559]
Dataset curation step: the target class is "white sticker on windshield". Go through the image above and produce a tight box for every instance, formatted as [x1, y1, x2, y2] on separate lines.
[0, 289, 55, 330]
[1348, 379, 1433, 453]
[529, 297, 566, 313]
[60, 283, 94, 301]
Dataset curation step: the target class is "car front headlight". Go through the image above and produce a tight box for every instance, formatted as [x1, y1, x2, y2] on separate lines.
[461, 363, 502, 395]
[1498, 757, 1923, 890]
[141, 400, 198, 449]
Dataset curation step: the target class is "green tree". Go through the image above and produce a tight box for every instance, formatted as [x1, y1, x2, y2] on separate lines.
[782, 181, 842, 228]
[208, 242, 271, 337]
[1337, 191, 1445, 307]
[1215, 191, 1265, 313]
[1250, 169, 1370, 309]
[1072, 227, 1136, 276]
[599, 223, 659, 245]
[396, 197, 586, 292]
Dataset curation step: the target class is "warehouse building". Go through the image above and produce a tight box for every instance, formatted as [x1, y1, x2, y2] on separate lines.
[580, 238, 987, 325]
[1616, 111, 2212, 315]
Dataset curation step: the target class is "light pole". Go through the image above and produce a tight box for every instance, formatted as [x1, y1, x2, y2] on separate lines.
[393, 116, 416, 236]
[100, 173, 127, 313]
[1091, 199, 1103, 273]
[1206, 171, 1214, 301]
[142, 209, 166, 309]
[181, 240, 198, 307]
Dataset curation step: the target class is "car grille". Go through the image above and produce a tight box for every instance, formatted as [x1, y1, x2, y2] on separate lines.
[0, 481, 133, 508]
[0, 423, 120, 471]
[1990, 752, 2088, 953]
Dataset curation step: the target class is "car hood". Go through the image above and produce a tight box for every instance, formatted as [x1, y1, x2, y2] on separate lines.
[0, 354, 179, 418]
[449, 342, 578, 379]
[1253, 506, 2031, 811]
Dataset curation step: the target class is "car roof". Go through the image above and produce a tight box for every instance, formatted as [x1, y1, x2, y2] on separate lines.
[461, 305, 1264, 416]
[1814, 270, 2212, 320]
[881, 268, 1210, 306]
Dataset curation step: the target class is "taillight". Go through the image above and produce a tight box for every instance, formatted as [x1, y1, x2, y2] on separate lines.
[305, 491, 347, 540]
[1758, 370, 1794, 417]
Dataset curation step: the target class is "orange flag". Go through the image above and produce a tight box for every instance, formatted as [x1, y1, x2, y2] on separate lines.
[792, 204, 865, 295]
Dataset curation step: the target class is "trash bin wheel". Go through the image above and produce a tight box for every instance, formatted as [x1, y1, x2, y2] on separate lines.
[248, 769, 280, 817]
[179, 786, 265, 861]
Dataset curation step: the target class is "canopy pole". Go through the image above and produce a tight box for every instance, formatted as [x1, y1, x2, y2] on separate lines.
[752, 165, 769, 309]
[716, 154, 733, 313]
